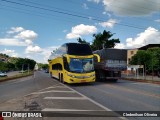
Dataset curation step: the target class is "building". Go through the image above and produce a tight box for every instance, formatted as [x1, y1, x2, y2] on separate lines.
[138, 44, 160, 50]
[127, 44, 160, 65]
[127, 49, 138, 65]
[126, 44, 160, 73]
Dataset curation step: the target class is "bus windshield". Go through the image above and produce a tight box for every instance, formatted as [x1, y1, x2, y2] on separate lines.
[69, 58, 94, 73]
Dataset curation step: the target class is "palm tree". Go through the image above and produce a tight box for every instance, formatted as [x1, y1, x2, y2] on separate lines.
[91, 30, 120, 51]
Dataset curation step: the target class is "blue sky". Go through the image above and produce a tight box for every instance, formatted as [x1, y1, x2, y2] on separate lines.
[0, 0, 160, 63]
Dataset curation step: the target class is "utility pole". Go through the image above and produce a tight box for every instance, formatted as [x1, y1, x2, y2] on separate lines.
[152, 55, 153, 80]
[28, 64, 29, 74]
[22, 64, 24, 72]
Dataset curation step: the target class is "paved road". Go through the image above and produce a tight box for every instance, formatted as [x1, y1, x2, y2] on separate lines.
[0, 71, 159, 120]
[0, 71, 55, 103]
[70, 80, 160, 111]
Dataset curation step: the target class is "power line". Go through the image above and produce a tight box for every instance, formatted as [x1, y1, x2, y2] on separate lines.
[0, 4, 80, 24]
[16, 0, 109, 23]
[1, 0, 99, 21]
[0, 0, 158, 31]
[67, 0, 160, 17]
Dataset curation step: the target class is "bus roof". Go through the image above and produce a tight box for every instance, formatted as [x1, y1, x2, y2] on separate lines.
[49, 43, 93, 60]
[66, 43, 92, 56]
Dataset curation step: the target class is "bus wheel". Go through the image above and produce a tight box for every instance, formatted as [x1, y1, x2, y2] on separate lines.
[50, 72, 53, 78]
[61, 74, 64, 83]
[59, 73, 61, 81]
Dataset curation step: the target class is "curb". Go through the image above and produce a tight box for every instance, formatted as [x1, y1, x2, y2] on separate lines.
[0, 73, 33, 83]
[121, 77, 160, 85]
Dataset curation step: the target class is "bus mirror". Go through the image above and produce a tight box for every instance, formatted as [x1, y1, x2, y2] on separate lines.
[93, 54, 100, 62]
[48, 59, 51, 62]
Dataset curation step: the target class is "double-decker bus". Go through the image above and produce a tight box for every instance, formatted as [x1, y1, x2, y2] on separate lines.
[48, 43, 99, 84]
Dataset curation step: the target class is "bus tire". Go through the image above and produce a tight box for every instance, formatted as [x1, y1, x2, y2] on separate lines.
[50, 72, 53, 78]
[59, 73, 61, 81]
[61, 74, 64, 83]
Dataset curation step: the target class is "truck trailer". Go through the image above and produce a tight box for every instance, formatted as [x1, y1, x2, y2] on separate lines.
[93, 48, 127, 82]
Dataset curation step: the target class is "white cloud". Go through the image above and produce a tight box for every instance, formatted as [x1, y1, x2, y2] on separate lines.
[102, 0, 160, 16]
[15, 30, 38, 40]
[66, 24, 97, 39]
[0, 38, 27, 46]
[63, 30, 68, 33]
[1, 48, 15, 54]
[99, 19, 118, 28]
[11, 53, 19, 57]
[0, 27, 38, 46]
[28, 46, 59, 63]
[115, 27, 160, 49]
[25, 45, 43, 53]
[7, 27, 24, 34]
[102, 11, 106, 15]
[25, 39, 33, 45]
[66, 33, 80, 39]
[82, 3, 89, 9]
[155, 19, 160, 23]
[87, 0, 101, 4]
[41, 46, 59, 63]
[114, 43, 125, 49]
[1, 48, 18, 57]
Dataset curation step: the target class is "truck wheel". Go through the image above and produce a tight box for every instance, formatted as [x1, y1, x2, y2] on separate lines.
[113, 79, 118, 82]
[96, 70, 105, 81]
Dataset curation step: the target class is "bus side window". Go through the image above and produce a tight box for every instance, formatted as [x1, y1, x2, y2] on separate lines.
[63, 56, 69, 70]
[58, 63, 62, 70]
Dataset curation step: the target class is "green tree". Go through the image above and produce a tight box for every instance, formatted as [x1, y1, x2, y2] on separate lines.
[0, 53, 9, 58]
[6, 62, 15, 71]
[0, 61, 8, 72]
[91, 30, 120, 50]
[14, 58, 36, 70]
[77, 37, 89, 44]
[147, 47, 160, 72]
[42, 64, 49, 69]
[37, 63, 49, 70]
[130, 47, 160, 74]
[130, 50, 151, 73]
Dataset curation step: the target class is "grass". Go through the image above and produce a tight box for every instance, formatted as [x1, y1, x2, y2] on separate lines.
[0, 71, 33, 82]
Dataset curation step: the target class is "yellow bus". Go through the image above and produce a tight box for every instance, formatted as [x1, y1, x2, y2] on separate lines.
[48, 43, 99, 84]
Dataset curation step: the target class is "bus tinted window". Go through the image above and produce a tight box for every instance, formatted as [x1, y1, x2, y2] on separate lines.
[67, 43, 92, 55]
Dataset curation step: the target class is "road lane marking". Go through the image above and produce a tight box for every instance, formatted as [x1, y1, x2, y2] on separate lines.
[39, 86, 66, 91]
[130, 82, 160, 87]
[37, 83, 63, 91]
[30, 90, 75, 94]
[61, 83, 112, 111]
[91, 86, 160, 111]
[44, 97, 87, 100]
[104, 84, 160, 99]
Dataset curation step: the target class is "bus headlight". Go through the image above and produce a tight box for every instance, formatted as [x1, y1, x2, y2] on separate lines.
[90, 74, 95, 77]
[67, 74, 76, 78]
